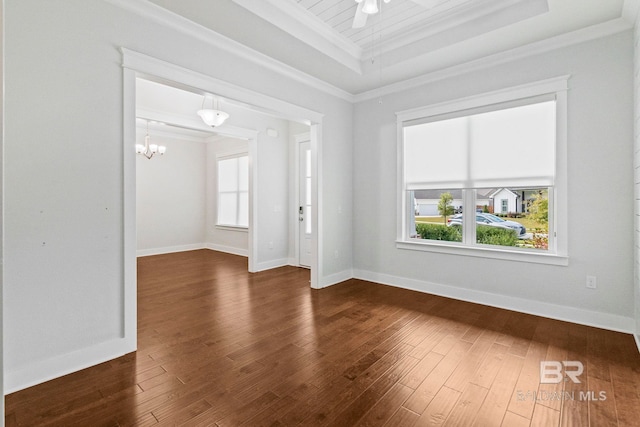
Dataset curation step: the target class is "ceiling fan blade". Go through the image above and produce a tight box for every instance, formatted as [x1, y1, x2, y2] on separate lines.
[352, 2, 368, 28]
[409, 0, 439, 8]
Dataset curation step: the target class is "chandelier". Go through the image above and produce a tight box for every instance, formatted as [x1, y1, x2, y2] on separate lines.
[135, 120, 166, 159]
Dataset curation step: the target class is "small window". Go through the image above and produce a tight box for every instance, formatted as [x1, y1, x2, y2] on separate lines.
[217, 154, 248, 228]
[413, 190, 463, 243]
[398, 77, 567, 263]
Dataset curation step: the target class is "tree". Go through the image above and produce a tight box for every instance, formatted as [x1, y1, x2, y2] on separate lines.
[528, 193, 548, 224]
[437, 192, 455, 224]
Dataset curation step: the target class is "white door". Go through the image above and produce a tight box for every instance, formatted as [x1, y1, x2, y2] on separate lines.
[299, 141, 312, 267]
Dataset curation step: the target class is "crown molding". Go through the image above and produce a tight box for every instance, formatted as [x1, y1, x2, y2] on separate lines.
[102, 0, 353, 102]
[231, 0, 363, 74]
[364, 0, 548, 59]
[354, 17, 633, 102]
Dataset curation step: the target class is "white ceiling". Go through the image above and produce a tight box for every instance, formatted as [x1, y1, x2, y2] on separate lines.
[144, 0, 631, 95]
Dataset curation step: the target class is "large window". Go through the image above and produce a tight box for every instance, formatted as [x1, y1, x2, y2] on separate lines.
[217, 154, 249, 228]
[398, 78, 567, 264]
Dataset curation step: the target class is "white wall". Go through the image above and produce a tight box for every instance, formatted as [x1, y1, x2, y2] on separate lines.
[206, 137, 249, 256]
[203, 110, 293, 271]
[4, 0, 353, 392]
[634, 9, 640, 344]
[255, 121, 292, 271]
[136, 134, 206, 256]
[1, 0, 5, 414]
[353, 31, 635, 332]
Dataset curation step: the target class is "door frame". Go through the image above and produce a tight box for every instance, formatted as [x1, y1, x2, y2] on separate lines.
[122, 48, 323, 352]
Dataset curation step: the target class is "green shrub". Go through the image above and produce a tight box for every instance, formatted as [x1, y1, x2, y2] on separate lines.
[476, 225, 518, 246]
[416, 223, 517, 246]
[416, 223, 462, 242]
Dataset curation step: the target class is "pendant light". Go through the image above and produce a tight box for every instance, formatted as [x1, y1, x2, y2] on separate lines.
[198, 95, 229, 127]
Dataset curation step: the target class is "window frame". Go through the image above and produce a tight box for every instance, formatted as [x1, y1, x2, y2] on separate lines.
[216, 152, 249, 230]
[396, 76, 569, 266]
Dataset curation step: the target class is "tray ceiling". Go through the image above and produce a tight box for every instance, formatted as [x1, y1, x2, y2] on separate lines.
[143, 0, 629, 95]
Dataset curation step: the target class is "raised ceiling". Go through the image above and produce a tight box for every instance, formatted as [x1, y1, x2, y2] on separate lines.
[247, 0, 550, 70]
[143, 0, 630, 95]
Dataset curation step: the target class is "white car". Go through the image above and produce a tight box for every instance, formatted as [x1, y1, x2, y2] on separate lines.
[447, 213, 526, 237]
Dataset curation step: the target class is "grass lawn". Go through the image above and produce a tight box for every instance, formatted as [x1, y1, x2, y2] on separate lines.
[415, 216, 449, 225]
[508, 217, 547, 231]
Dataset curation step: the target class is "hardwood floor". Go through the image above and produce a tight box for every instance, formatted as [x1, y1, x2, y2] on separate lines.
[5, 249, 640, 426]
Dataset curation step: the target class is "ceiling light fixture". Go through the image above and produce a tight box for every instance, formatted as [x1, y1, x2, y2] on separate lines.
[197, 95, 229, 127]
[135, 120, 166, 159]
[353, 0, 391, 27]
[362, 0, 378, 14]
[356, 0, 391, 15]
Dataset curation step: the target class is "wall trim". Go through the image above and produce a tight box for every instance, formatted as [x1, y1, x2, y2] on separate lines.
[353, 269, 635, 334]
[205, 243, 249, 257]
[635, 334, 640, 354]
[136, 244, 249, 258]
[136, 243, 206, 257]
[122, 48, 324, 125]
[5, 338, 133, 394]
[254, 258, 291, 272]
[319, 269, 354, 289]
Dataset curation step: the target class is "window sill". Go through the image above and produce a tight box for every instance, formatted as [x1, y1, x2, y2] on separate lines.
[215, 225, 248, 232]
[396, 239, 568, 266]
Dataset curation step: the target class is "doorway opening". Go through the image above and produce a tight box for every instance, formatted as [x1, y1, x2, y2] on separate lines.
[122, 48, 322, 351]
[134, 77, 255, 266]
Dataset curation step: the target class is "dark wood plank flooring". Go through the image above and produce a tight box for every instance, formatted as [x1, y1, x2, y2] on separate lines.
[5, 249, 640, 426]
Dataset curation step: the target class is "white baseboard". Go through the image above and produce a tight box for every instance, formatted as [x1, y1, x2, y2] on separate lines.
[353, 269, 635, 334]
[137, 244, 249, 258]
[254, 258, 290, 272]
[136, 243, 206, 257]
[5, 337, 135, 395]
[320, 269, 353, 288]
[205, 243, 248, 257]
[634, 334, 640, 354]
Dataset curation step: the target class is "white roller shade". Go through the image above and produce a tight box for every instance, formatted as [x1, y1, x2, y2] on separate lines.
[403, 100, 556, 190]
